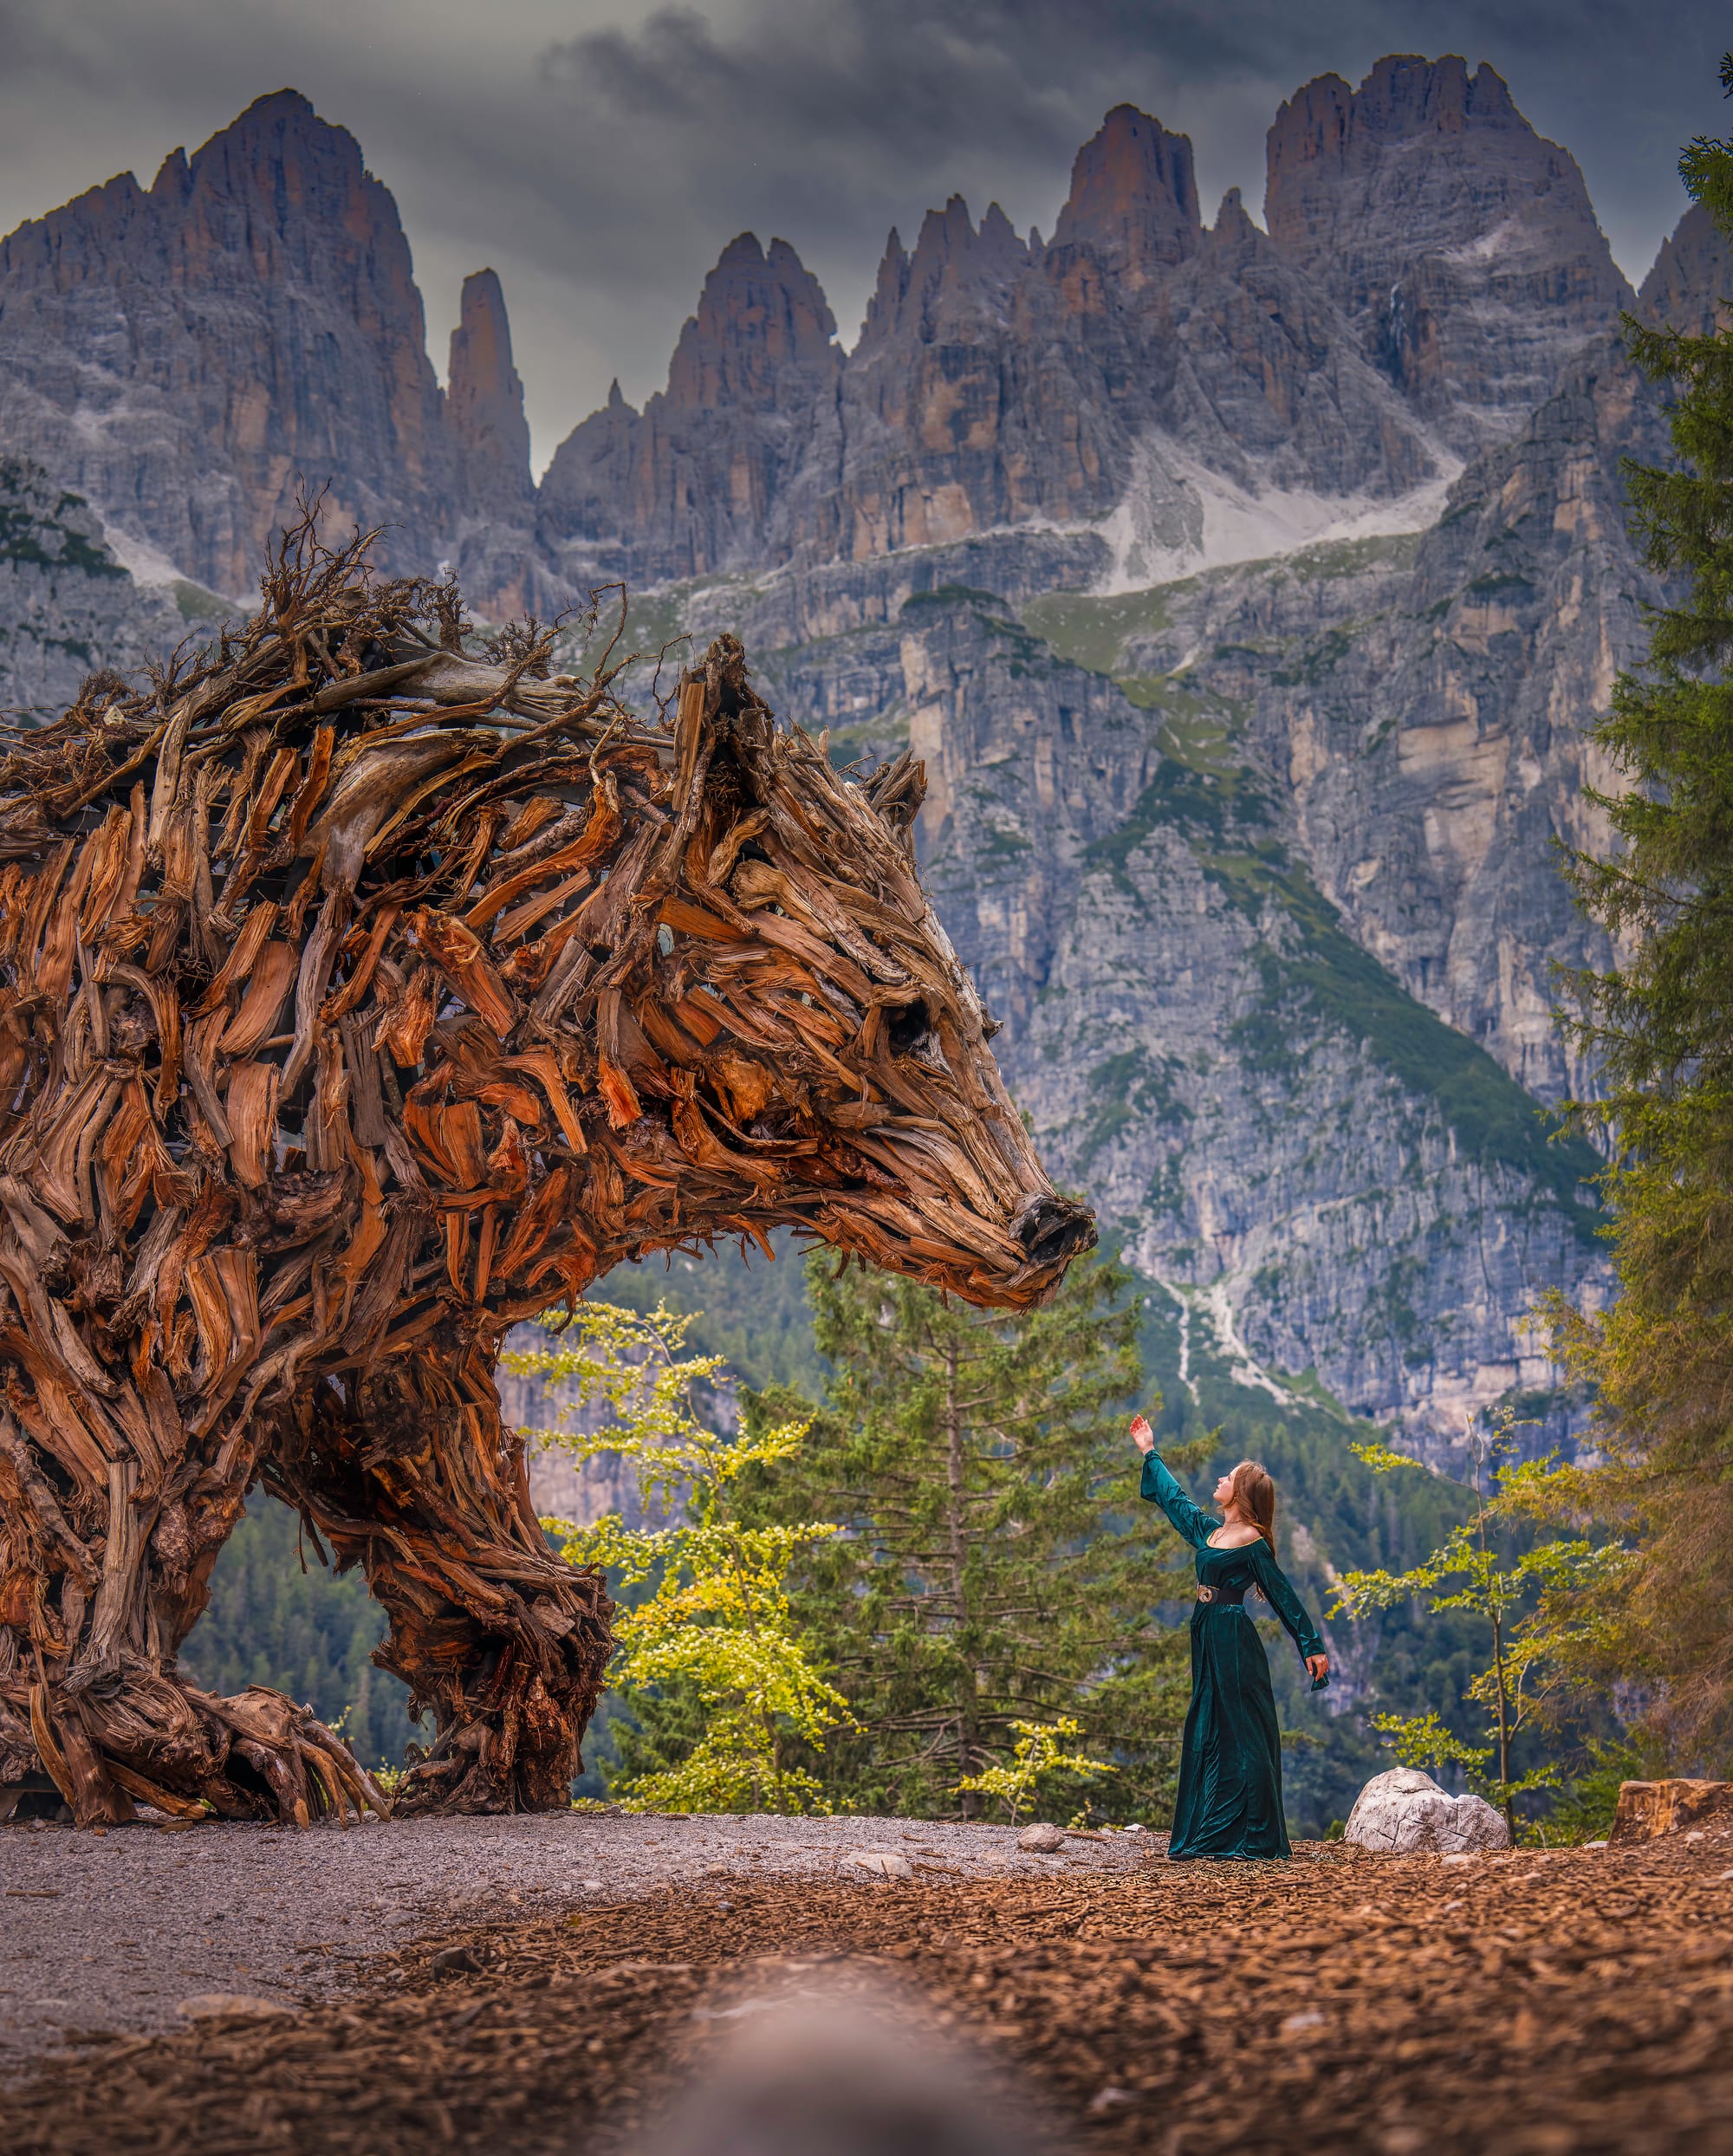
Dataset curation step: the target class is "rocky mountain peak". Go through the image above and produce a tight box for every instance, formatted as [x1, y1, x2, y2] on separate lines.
[664, 231, 839, 413]
[860, 226, 911, 338]
[1203, 185, 1267, 269]
[1052, 103, 1201, 281]
[175, 89, 408, 285]
[220, 86, 321, 133]
[858, 197, 1029, 353]
[0, 86, 451, 595]
[1264, 56, 1518, 185]
[447, 268, 534, 516]
[1639, 201, 1733, 334]
[539, 232, 841, 585]
[1263, 53, 1632, 451]
[1346, 51, 1512, 140]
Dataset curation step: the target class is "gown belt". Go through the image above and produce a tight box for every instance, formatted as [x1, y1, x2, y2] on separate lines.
[1195, 1585, 1246, 1607]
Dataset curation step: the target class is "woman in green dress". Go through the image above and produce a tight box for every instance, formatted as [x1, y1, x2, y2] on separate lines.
[1130, 1414, 1328, 1860]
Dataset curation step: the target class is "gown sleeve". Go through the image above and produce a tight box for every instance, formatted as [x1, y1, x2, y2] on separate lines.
[1139, 1451, 1218, 1549]
[1251, 1542, 1327, 1666]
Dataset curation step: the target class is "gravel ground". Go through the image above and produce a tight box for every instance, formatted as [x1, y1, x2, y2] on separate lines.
[10, 1835, 1733, 2155]
[0, 1809, 1149, 2070]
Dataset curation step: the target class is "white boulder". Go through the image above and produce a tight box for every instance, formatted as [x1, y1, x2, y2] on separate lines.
[1017, 1822, 1066, 1853]
[1342, 1767, 1510, 1854]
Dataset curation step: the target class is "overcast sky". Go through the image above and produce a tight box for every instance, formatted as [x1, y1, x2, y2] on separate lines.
[0, 0, 1725, 471]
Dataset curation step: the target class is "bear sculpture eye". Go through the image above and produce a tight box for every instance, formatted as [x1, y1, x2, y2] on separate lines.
[886, 999, 939, 1061]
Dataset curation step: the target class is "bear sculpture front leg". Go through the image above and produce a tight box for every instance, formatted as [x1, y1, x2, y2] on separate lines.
[265, 1343, 612, 1814]
[0, 1401, 393, 1827]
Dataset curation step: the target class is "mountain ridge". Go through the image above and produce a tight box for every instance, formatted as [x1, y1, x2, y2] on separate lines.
[0, 58, 1697, 612]
[0, 58, 1721, 1460]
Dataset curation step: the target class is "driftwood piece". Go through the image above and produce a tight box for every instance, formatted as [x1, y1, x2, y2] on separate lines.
[0, 521, 1094, 1823]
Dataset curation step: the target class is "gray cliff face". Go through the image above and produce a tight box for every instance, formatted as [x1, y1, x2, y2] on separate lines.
[684, 577, 1606, 1463]
[448, 269, 535, 519]
[1264, 56, 1633, 454]
[819, 197, 1118, 556]
[0, 458, 186, 715]
[444, 268, 568, 621]
[1639, 202, 1733, 334]
[0, 92, 548, 620]
[539, 234, 843, 586]
[0, 91, 457, 599]
[1035, 338, 1665, 1105]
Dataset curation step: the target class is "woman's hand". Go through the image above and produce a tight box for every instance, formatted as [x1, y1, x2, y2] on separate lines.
[1306, 1654, 1329, 1685]
[1129, 1413, 1156, 1456]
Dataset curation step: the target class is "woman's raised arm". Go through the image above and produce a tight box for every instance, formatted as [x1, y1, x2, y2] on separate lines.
[1133, 1426, 1217, 1550]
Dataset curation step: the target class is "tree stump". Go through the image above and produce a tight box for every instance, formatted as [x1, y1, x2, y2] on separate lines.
[1608, 1779, 1733, 1844]
[0, 525, 1094, 1823]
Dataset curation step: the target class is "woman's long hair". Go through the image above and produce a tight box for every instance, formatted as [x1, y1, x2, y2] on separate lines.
[1227, 1459, 1276, 1558]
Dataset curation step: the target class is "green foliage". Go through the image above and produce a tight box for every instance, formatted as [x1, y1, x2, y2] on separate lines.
[1546, 57, 1733, 1762]
[505, 1301, 848, 1815]
[1349, 1442, 1427, 1477]
[956, 1716, 1116, 1826]
[1369, 1709, 1492, 1778]
[594, 1230, 827, 1396]
[1334, 1409, 1626, 1831]
[735, 1249, 1191, 1822]
[172, 579, 231, 622]
[1535, 1736, 1667, 1847]
[180, 1497, 421, 1773]
[0, 461, 127, 580]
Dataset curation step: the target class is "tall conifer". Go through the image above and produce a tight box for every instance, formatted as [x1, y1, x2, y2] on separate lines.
[1555, 55, 1733, 1750]
[740, 1251, 1192, 1819]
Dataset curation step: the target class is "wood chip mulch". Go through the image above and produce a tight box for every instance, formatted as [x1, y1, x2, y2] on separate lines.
[8, 1837, 1733, 2154]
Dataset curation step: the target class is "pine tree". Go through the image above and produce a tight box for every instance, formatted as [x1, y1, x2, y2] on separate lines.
[739, 1250, 1192, 1821]
[1551, 55, 1733, 1754]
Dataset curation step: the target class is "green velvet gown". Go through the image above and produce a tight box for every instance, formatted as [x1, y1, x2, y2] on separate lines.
[1141, 1451, 1326, 1861]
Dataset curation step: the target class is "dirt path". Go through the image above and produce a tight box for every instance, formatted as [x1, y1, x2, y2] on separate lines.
[8, 1830, 1733, 2153]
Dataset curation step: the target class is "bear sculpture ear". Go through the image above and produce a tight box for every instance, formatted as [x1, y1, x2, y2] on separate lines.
[862, 749, 926, 835]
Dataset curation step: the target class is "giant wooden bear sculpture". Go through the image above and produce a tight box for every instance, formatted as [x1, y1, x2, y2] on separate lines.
[0, 530, 1094, 1824]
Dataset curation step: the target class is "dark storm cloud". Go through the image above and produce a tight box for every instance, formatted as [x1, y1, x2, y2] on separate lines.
[0, 0, 1723, 463]
[539, 0, 1726, 277]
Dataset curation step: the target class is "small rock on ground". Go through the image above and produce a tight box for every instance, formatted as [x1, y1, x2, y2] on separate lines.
[1344, 1768, 1509, 1854]
[841, 1850, 913, 1879]
[175, 1994, 297, 2021]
